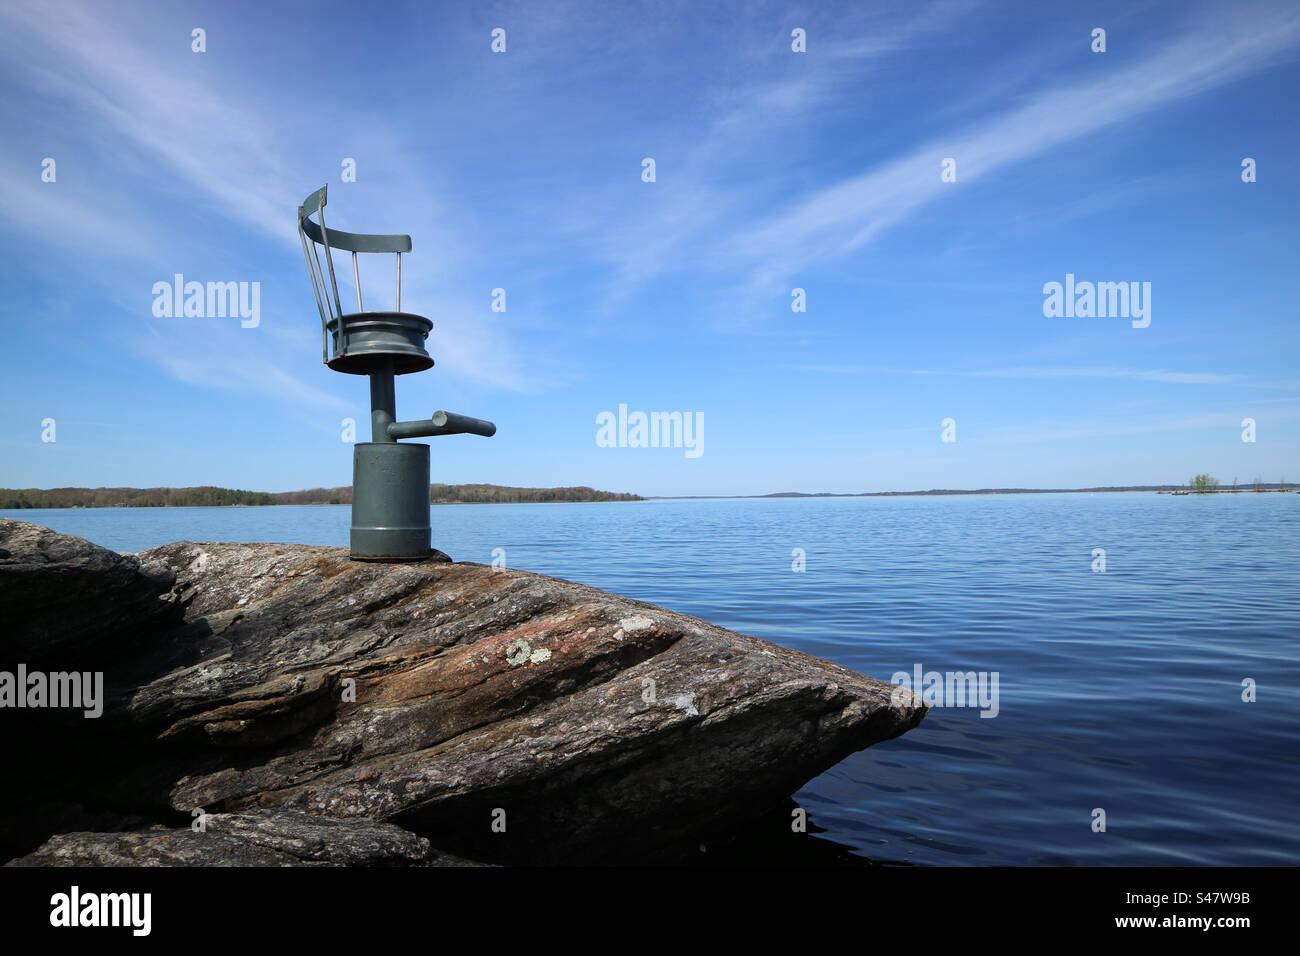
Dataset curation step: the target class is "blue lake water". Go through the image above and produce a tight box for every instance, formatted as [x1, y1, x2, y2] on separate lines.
[6, 492, 1298, 866]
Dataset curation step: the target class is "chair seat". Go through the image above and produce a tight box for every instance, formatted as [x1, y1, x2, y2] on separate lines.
[325, 312, 434, 375]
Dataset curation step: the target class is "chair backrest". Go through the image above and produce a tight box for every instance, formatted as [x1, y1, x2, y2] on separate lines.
[298, 185, 413, 363]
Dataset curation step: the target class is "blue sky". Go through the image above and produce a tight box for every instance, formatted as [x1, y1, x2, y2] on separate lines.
[1, 0, 1297, 497]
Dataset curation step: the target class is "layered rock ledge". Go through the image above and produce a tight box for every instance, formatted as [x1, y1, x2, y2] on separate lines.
[0, 518, 926, 865]
[6, 809, 479, 867]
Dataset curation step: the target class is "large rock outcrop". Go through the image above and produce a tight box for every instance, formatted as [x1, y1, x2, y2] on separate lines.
[0, 518, 180, 667]
[0, 518, 926, 865]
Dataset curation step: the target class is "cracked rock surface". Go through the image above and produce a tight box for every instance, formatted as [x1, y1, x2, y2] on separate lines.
[0, 519, 926, 865]
[5, 809, 479, 867]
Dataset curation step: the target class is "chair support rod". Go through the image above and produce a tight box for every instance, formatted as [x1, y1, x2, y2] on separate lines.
[369, 359, 396, 442]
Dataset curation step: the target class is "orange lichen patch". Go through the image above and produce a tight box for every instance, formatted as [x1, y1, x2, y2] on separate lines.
[500, 600, 603, 635]
[358, 656, 468, 704]
[442, 563, 520, 590]
[367, 642, 519, 699]
[375, 563, 484, 606]
[355, 616, 590, 706]
[351, 644, 447, 678]
[289, 555, 352, 579]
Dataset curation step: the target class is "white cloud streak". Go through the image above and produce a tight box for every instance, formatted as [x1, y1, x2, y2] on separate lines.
[782, 365, 1242, 385]
[0, 0, 535, 396]
[715, 2, 1300, 289]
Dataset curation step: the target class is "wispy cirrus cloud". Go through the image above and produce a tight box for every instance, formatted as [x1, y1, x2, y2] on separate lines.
[0, 0, 535, 396]
[782, 365, 1242, 385]
[0, 1, 287, 241]
[722, 1, 1300, 290]
[534, 0, 1300, 314]
[569, 0, 983, 307]
[141, 346, 351, 413]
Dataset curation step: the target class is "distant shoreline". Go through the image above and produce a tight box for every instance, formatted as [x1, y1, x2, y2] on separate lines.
[2, 483, 1294, 510]
[650, 484, 1296, 499]
[0, 483, 643, 510]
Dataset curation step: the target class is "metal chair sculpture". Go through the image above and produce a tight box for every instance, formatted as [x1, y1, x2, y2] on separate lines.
[297, 185, 432, 375]
[298, 185, 495, 561]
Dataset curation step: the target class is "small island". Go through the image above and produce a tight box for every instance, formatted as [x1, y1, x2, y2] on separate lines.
[1166, 475, 1293, 495]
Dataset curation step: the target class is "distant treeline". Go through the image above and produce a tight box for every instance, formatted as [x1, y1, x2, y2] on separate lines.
[0, 486, 275, 509]
[429, 484, 641, 504]
[271, 484, 642, 505]
[0, 484, 642, 509]
[759, 484, 1291, 497]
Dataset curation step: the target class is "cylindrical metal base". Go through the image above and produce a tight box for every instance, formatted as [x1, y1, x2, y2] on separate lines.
[350, 442, 430, 561]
